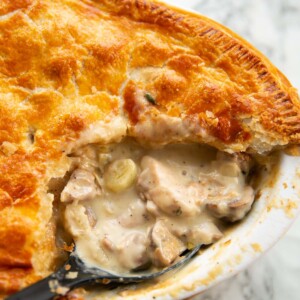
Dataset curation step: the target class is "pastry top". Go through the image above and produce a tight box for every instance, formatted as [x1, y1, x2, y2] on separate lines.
[0, 0, 299, 296]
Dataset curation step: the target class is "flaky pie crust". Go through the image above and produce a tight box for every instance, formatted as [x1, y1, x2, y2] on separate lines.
[0, 0, 299, 298]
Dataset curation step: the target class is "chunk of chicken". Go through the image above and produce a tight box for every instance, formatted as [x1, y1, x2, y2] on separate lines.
[61, 169, 100, 203]
[150, 220, 186, 267]
[116, 232, 149, 270]
[180, 222, 223, 248]
[206, 185, 255, 222]
[138, 156, 204, 217]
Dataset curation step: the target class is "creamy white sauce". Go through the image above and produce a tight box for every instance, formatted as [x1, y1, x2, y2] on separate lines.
[62, 140, 254, 274]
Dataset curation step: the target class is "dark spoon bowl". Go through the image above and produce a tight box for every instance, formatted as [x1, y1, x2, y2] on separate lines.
[6, 244, 202, 300]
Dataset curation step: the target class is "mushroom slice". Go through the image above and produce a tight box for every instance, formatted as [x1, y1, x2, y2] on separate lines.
[206, 186, 255, 222]
[150, 220, 186, 267]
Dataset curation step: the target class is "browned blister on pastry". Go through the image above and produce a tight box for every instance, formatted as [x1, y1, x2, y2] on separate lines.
[0, 0, 299, 297]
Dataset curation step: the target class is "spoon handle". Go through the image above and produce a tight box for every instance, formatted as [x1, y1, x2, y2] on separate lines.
[5, 269, 95, 300]
[5, 254, 117, 300]
[5, 275, 56, 300]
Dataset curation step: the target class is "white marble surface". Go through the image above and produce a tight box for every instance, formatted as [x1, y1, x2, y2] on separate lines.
[163, 1, 300, 299]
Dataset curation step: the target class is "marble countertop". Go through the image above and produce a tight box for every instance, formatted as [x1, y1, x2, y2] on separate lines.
[163, 1, 300, 299]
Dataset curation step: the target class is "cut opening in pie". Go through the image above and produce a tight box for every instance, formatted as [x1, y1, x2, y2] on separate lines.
[49, 139, 265, 274]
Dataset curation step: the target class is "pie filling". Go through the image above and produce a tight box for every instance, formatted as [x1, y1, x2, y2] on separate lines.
[60, 140, 256, 274]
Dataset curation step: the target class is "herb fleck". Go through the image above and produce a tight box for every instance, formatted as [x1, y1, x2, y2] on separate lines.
[144, 93, 156, 105]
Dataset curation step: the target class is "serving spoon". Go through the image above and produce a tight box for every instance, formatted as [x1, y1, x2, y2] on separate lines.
[6, 244, 202, 300]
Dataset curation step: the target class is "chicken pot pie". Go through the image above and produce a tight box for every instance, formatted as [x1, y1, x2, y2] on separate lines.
[0, 0, 299, 298]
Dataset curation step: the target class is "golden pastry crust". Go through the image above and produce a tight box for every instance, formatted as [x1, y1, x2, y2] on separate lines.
[0, 0, 299, 297]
